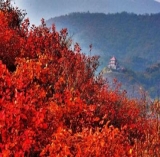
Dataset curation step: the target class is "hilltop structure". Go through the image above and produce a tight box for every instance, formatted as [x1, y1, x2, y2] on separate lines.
[101, 56, 125, 74]
[108, 56, 119, 70]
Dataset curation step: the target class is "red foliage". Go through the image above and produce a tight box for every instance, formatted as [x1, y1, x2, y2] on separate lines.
[0, 1, 160, 156]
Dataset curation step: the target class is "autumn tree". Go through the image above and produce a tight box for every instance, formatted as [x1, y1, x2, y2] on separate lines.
[0, 2, 159, 157]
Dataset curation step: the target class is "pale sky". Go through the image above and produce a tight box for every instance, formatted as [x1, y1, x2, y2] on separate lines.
[155, 0, 160, 2]
[11, 0, 160, 26]
[11, 0, 108, 25]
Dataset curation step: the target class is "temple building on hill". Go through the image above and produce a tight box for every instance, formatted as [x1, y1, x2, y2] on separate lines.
[108, 56, 119, 70]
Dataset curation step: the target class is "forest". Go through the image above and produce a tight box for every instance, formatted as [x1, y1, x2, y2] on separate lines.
[0, 1, 160, 156]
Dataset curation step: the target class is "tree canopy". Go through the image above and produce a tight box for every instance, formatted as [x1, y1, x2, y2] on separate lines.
[0, 2, 160, 156]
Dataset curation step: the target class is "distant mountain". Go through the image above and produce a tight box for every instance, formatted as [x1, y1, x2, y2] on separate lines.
[102, 68, 143, 99]
[12, 0, 160, 26]
[46, 12, 160, 72]
[46, 12, 160, 99]
[141, 62, 160, 98]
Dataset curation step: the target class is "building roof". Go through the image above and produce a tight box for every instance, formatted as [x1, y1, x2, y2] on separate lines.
[110, 56, 116, 61]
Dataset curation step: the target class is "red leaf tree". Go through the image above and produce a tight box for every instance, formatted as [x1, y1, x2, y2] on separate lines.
[0, 1, 159, 156]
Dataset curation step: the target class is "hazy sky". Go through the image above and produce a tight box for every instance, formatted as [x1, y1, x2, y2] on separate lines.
[12, 0, 108, 25]
[11, 0, 160, 26]
[155, 0, 160, 2]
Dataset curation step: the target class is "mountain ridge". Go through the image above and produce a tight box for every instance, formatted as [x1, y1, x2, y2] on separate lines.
[46, 12, 160, 72]
[46, 12, 160, 99]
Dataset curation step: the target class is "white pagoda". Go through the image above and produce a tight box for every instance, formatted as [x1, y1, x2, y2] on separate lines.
[108, 56, 119, 70]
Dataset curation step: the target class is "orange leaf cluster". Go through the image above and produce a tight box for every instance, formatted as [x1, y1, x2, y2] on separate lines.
[0, 1, 160, 156]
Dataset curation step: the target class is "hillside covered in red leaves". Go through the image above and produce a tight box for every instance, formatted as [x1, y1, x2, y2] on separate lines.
[0, 1, 160, 156]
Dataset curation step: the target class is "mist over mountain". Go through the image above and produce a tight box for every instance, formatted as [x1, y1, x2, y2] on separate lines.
[46, 12, 160, 99]
[46, 12, 160, 71]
